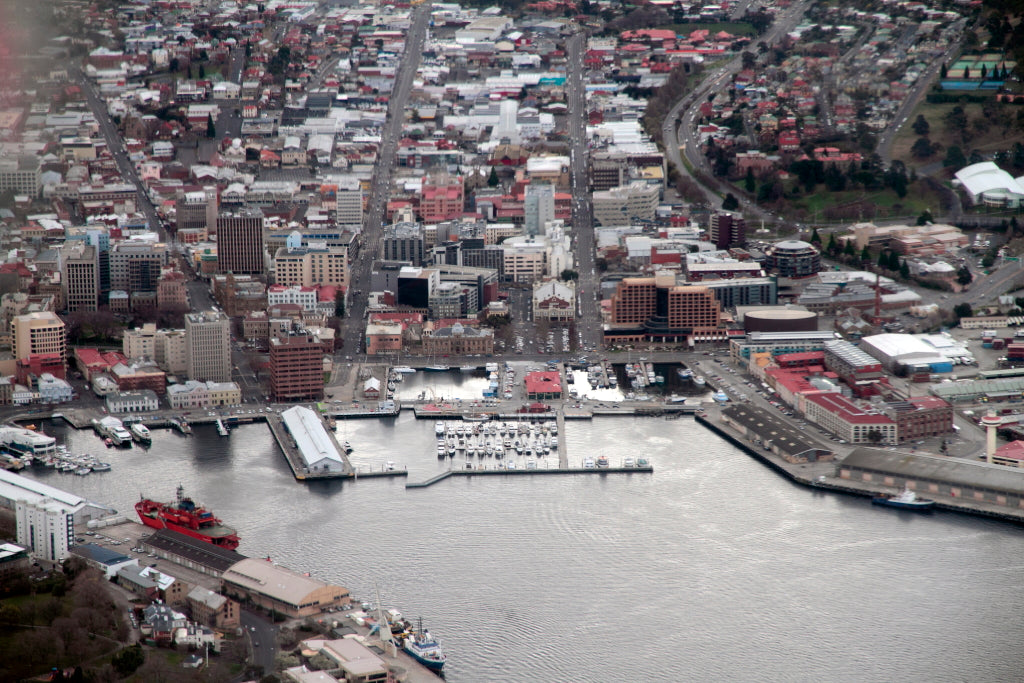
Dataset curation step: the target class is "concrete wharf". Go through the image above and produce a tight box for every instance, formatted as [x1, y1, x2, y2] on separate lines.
[555, 411, 568, 467]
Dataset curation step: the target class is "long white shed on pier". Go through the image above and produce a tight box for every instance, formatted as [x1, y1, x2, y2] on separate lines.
[281, 406, 345, 473]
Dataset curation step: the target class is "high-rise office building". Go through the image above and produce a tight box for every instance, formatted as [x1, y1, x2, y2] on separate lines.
[60, 242, 99, 313]
[382, 223, 425, 266]
[175, 188, 219, 234]
[269, 332, 325, 402]
[109, 241, 168, 294]
[12, 311, 66, 364]
[709, 212, 747, 249]
[185, 311, 232, 382]
[217, 210, 265, 275]
[524, 183, 555, 236]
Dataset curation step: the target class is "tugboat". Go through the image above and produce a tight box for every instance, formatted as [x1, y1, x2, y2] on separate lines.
[403, 618, 446, 672]
[872, 487, 935, 512]
[135, 485, 240, 549]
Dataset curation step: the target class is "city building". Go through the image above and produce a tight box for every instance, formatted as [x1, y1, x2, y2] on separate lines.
[0, 470, 111, 562]
[420, 173, 464, 222]
[175, 188, 218, 234]
[273, 244, 349, 289]
[123, 324, 188, 375]
[823, 339, 885, 398]
[953, 161, 1024, 208]
[883, 396, 955, 443]
[270, 332, 325, 402]
[802, 393, 898, 445]
[764, 240, 821, 278]
[61, 242, 99, 312]
[591, 182, 660, 226]
[606, 276, 723, 343]
[110, 241, 169, 294]
[157, 269, 189, 311]
[0, 542, 30, 582]
[838, 448, 1024, 511]
[105, 389, 160, 413]
[0, 156, 41, 196]
[730, 331, 840, 365]
[222, 557, 350, 618]
[422, 322, 494, 356]
[185, 311, 231, 382]
[524, 371, 562, 399]
[709, 212, 746, 249]
[12, 311, 66, 364]
[382, 222, 426, 266]
[217, 210, 265, 275]
[428, 281, 467, 320]
[532, 280, 576, 322]
[524, 183, 555, 235]
[365, 321, 404, 355]
[187, 585, 240, 630]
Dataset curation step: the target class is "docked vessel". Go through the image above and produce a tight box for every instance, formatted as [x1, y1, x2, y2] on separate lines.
[135, 485, 240, 549]
[677, 368, 694, 382]
[424, 365, 451, 372]
[694, 375, 706, 386]
[392, 366, 417, 374]
[403, 618, 446, 672]
[872, 487, 935, 512]
[130, 423, 152, 443]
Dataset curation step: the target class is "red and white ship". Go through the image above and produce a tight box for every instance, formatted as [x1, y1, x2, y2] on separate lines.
[135, 485, 240, 550]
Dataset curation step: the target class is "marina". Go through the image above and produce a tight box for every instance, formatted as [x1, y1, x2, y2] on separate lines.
[18, 412, 1024, 682]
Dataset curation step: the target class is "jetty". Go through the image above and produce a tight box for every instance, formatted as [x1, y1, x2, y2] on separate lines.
[215, 418, 228, 437]
[406, 464, 654, 488]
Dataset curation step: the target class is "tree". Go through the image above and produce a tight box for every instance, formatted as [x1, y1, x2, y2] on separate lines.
[981, 64, 988, 79]
[112, 644, 145, 676]
[810, 227, 821, 244]
[866, 429, 884, 444]
[940, 62, 948, 79]
[722, 193, 739, 211]
[916, 210, 933, 226]
[744, 167, 755, 193]
[957, 265, 973, 285]
[953, 302, 973, 319]
[827, 232, 838, 256]
[487, 167, 499, 187]
[911, 115, 930, 136]
[911, 137, 935, 160]
[560, 269, 579, 280]
[843, 240, 855, 256]
[964, 66, 970, 79]
[860, 245, 871, 262]
[168, 57, 179, 73]
[206, 113, 216, 138]
[198, 63, 206, 79]
[943, 145, 966, 168]
[877, 250, 888, 269]
[899, 259, 910, 279]
[334, 289, 346, 318]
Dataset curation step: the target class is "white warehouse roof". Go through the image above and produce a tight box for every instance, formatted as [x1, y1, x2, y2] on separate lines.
[954, 162, 1024, 203]
[281, 406, 345, 471]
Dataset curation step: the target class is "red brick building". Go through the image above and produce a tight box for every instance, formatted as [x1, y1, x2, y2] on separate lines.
[269, 333, 325, 402]
[884, 396, 954, 443]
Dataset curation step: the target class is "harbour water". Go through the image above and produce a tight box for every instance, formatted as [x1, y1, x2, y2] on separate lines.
[23, 414, 1024, 681]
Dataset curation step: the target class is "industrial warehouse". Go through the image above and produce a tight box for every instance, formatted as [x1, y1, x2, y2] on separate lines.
[838, 448, 1024, 511]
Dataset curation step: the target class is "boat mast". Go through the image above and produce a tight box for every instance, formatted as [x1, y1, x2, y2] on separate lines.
[374, 583, 397, 656]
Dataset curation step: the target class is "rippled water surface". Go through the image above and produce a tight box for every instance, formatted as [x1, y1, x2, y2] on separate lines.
[24, 414, 1024, 682]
